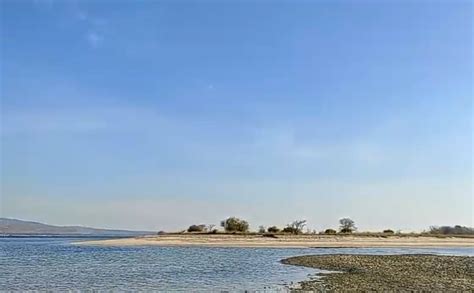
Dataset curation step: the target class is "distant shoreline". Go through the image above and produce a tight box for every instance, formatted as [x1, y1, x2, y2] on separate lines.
[74, 234, 474, 248]
[0, 235, 137, 239]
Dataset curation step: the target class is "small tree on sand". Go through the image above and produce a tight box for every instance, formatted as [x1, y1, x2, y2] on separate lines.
[267, 226, 280, 233]
[324, 228, 337, 235]
[339, 218, 356, 233]
[187, 224, 206, 232]
[220, 217, 249, 232]
[282, 220, 307, 234]
[207, 224, 215, 232]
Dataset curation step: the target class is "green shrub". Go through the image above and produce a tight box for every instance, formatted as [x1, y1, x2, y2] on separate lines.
[383, 229, 395, 234]
[258, 225, 266, 233]
[267, 226, 280, 233]
[339, 218, 356, 233]
[429, 225, 474, 235]
[220, 217, 249, 232]
[187, 224, 206, 232]
[282, 226, 299, 234]
[339, 228, 353, 233]
[324, 229, 337, 234]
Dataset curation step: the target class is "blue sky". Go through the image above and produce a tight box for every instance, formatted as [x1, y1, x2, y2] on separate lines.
[1, 0, 472, 231]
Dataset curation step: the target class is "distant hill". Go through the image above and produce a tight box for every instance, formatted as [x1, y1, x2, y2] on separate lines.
[0, 218, 154, 236]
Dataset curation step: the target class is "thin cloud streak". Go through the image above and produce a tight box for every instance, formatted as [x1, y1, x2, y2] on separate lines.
[85, 31, 103, 48]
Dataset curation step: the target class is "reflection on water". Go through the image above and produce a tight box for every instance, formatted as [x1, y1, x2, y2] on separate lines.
[0, 237, 472, 291]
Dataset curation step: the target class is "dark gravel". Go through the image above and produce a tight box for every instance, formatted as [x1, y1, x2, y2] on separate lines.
[281, 254, 474, 291]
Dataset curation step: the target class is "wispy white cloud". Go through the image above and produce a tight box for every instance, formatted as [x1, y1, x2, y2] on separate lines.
[1, 106, 167, 135]
[1, 108, 108, 134]
[70, 3, 107, 48]
[85, 31, 103, 48]
[75, 9, 88, 21]
[251, 126, 387, 165]
[32, 0, 54, 8]
[32, 0, 107, 47]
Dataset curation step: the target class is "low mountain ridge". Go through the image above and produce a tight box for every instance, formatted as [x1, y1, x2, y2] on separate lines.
[0, 218, 153, 236]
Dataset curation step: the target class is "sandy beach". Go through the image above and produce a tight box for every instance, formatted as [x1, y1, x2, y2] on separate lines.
[75, 234, 474, 248]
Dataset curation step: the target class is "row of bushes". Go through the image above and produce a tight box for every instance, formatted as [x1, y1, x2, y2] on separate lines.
[322, 228, 394, 234]
[186, 217, 359, 234]
[183, 218, 473, 236]
[429, 225, 474, 235]
[186, 217, 250, 233]
[186, 224, 219, 233]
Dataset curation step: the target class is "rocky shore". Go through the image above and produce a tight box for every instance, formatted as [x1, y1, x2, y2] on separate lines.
[282, 254, 473, 291]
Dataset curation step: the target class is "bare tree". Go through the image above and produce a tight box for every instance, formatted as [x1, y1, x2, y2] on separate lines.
[293, 220, 307, 232]
[207, 224, 215, 232]
[282, 220, 307, 234]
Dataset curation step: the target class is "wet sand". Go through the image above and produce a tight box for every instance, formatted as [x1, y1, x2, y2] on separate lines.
[75, 234, 474, 248]
[282, 254, 474, 291]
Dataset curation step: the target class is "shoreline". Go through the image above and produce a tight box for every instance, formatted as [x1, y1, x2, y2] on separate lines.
[281, 254, 474, 290]
[74, 234, 474, 248]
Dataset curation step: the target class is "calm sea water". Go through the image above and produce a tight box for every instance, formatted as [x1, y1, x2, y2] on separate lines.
[1, 237, 472, 291]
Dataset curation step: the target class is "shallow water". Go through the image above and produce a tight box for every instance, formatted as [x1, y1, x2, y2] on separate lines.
[1, 237, 472, 291]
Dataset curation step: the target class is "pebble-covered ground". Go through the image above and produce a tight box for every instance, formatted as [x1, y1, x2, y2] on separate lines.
[282, 254, 474, 291]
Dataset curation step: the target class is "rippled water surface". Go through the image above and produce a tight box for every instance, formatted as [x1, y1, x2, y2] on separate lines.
[1, 237, 472, 291]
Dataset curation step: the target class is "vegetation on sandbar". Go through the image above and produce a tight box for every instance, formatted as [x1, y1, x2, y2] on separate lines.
[168, 217, 474, 237]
